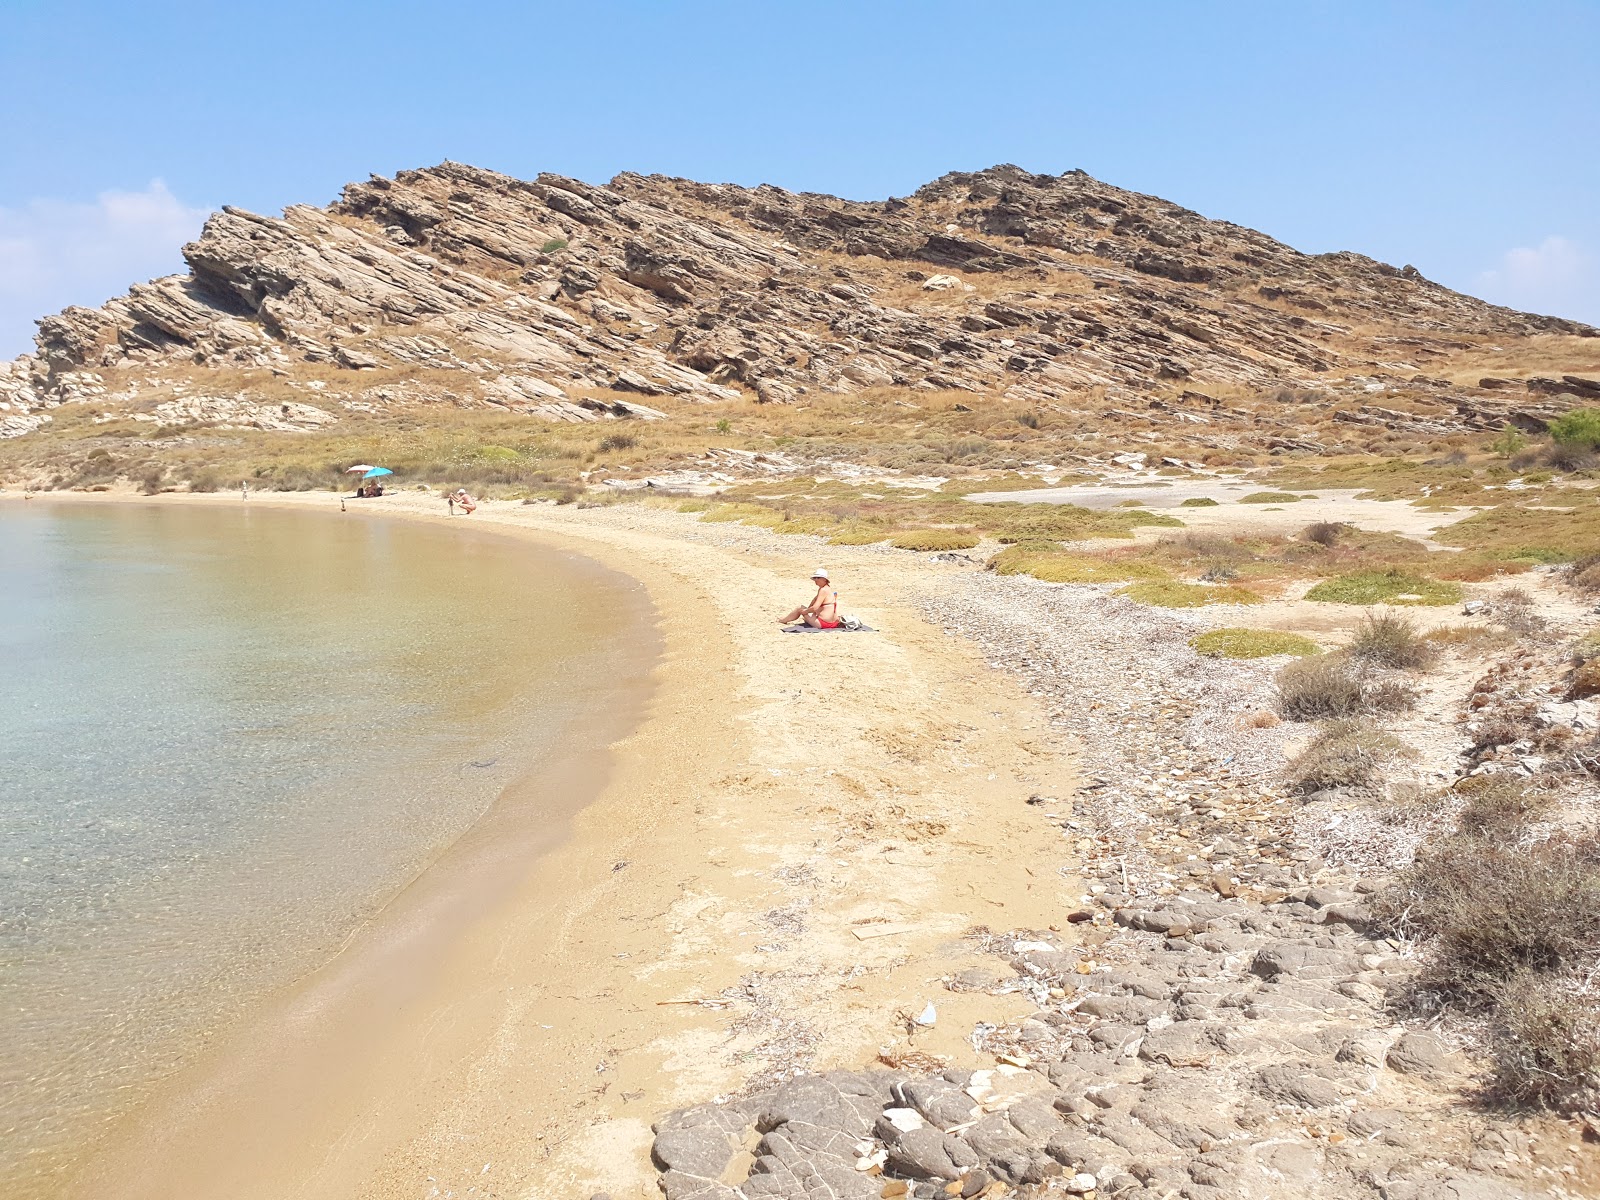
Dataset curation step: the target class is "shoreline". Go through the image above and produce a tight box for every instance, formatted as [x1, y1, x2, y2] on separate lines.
[21, 489, 1080, 1200]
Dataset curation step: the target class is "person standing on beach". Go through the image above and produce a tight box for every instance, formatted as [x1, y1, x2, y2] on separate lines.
[778, 568, 841, 628]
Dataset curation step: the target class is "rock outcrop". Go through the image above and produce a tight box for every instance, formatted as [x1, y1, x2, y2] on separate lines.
[2, 162, 1594, 438]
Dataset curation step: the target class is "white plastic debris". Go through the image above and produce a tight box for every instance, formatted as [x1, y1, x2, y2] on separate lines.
[915, 1002, 938, 1027]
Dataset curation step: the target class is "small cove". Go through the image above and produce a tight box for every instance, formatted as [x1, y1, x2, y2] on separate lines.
[0, 500, 655, 1195]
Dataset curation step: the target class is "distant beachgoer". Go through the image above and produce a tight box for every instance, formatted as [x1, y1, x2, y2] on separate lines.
[454, 488, 477, 515]
[779, 568, 841, 629]
[241, 481, 248, 501]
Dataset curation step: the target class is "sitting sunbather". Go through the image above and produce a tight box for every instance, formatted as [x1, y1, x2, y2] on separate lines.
[778, 568, 841, 628]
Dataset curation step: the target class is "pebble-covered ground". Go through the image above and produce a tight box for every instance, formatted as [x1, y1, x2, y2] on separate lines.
[647, 566, 1596, 1200]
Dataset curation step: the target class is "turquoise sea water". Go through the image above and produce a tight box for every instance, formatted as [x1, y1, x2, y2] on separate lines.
[0, 501, 651, 1191]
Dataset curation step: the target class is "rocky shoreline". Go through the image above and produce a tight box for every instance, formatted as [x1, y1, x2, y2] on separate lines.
[647, 573, 1590, 1200]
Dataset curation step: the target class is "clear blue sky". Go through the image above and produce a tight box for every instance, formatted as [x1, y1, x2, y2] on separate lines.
[2, 0, 1597, 357]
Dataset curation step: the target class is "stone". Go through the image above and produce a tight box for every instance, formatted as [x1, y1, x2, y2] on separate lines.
[1385, 1032, 1457, 1081]
[1253, 1065, 1344, 1109]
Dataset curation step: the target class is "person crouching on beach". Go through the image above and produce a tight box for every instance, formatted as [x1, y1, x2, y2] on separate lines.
[779, 568, 841, 629]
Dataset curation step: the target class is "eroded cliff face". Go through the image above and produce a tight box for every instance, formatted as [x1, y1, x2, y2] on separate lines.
[0, 161, 1593, 438]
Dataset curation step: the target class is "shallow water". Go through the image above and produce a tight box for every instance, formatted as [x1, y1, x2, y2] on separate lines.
[0, 501, 650, 1192]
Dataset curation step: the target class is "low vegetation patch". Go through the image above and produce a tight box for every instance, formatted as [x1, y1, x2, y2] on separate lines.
[1179, 495, 1219, 507]
[990, 546, 1165, 584]
[1239, 491, 1301, 504]
[891, 529, 980, 551]
[1425, 624, 1514, 654]
[1348, 612, 1437, 669]
[1191, 628, 1320, 659]
[1118, 579, 1264, 608]
[1304, 569, 1462, 606]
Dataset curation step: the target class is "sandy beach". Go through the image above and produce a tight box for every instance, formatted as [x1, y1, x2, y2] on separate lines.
[37, 490, 1076, 1200]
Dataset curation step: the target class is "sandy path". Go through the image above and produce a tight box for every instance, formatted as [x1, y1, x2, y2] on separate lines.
[49, 492, 1077, 1200]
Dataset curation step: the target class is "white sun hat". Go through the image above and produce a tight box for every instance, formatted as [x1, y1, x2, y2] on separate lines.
[811, 567, 830, 579]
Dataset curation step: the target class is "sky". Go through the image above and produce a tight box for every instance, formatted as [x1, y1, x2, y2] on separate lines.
[2, 0, 1597, 358]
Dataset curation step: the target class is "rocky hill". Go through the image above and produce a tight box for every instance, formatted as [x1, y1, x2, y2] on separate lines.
[1, 162, 1595, 442]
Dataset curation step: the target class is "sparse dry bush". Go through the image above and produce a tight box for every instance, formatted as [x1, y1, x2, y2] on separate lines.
[1277, 656, 1364, 719]
[1567, 554, 1600, 593]
[1454, 776, 1555, 837]
[1382, 831, 1600, 1006]
[1275, 653, 1416, 720]
[1302, 520, 1346, 547]
[1286, 718, 1407, 794]
[1348, 612, 1437, 670]
[1488, 971, 1600, 1112]
[1490, 587, 1548, 637]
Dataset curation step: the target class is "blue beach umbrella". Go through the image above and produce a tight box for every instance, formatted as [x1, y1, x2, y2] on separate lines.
[362, 467, 393, 479]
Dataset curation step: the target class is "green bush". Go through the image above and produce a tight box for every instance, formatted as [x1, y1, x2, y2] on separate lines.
[1489, 426, 1529, 457]
[1305, 570, 1462, 606]
[540, 237, 570, 254]
[1549, 407, 1600, 451]
[1179, 496, 1220, 507]
[1191, 628, 1321, 659]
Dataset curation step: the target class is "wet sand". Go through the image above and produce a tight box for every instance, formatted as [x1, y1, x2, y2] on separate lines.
[34, 491, 1077, 1200]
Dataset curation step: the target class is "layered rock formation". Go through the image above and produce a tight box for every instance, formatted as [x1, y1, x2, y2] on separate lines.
[1, 162, 1594, 438]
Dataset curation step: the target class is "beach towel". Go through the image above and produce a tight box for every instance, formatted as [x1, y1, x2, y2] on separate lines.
[782, 619, 874, 633]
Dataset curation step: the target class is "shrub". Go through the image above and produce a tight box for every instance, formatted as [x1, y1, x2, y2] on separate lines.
[1568, 554, 1600, 593]
[1192, 628, 1321, 659]
[1490, 587, 1548, 636]
[1286, 718, 1407, 793]
[597, 432, 637, 453]
[1349, 612, 1436, 670]
[1305, 570, 1462, 606]
[1275, 653, 1415, 720]
[139, 466, 166, 495]
[1549, 407, 1600, 452]
[1385, 831, 1600, 1005]
[1179, 496, 1220, 507]
[1240, 491, 1301, 504]
[1567, 659, 1600, 701]
[1489, 427, 1529, 457]
[188, 468, 221, 493]
[1118, 580, 1263, 608]
[891, 529, 980, 551]
[1277, 656, 1363, 719]
[1302, 520, 1346, 547]
[1569, 626, 1600, 664]
[540, 237, 570, 254]
[1455, 776, 1555, 838]
[1487, 971, 1600, 1112]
